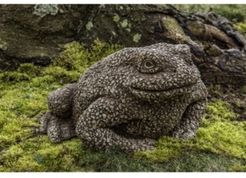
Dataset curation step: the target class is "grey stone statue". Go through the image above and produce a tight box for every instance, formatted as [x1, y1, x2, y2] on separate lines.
[38, 43, 208, 152]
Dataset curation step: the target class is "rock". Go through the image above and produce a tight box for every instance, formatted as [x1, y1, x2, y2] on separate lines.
[0, 5, 93, 70]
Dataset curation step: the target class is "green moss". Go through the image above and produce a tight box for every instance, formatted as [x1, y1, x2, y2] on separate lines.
[54, 40, 122, 71]
[0, 64, 41, 83]
[0, 71, 31, 82]
[204, 99, 237, 123]
[0, 84, 48, 117]
[32, 138, 83, 171]
[30, 75, 57, 88]
[0, 134, 85, 171]
[195, 100, 245, 159]
[229, 163, 246, 172]
[135, 100, 245, 163]
[135, 137, 190, 162]
[0, 40, 245, 172]
[88, 39, 123, 65]
[196, 121, 246, 159]
[138, 148, 179, 162]
[0, 40, 124, 172]
[18, 63, 41, 76]
[235, 22, 246, 37]
[194, 100, 245, 159]
[43, 66, 80, 84]
[162, 16, 193, 44]
[53, 41, 88, 71]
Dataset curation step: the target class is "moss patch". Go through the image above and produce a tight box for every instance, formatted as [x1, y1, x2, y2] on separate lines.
[0, 41, 245, 172]
[195, 121, 246, 159]
[135, 99, 246, 165]
[162, 16, 188, 42]
[235, 22, 246, 37]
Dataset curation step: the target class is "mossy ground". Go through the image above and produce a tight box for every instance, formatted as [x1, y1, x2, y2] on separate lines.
[0, 41, 245, 172]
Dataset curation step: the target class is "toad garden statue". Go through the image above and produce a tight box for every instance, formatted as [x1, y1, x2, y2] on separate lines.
[38, 43, 208, 152]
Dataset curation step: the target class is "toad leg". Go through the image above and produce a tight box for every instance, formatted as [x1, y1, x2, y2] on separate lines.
[75, 97, 156, 152]
[172, 100, 206, 139]
[37, 83, 77, 142]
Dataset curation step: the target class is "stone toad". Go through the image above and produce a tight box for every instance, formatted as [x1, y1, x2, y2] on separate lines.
[39, 43, 208, 152]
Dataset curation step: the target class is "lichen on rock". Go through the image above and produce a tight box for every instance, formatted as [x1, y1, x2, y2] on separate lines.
[133, 33, 142, 43]
[86, 21, 94, 31]
[33, 4, 61, 18]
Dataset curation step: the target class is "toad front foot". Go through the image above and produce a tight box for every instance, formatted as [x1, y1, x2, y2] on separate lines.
[38, 111, 76, 143]
[172, 100, 206, 139]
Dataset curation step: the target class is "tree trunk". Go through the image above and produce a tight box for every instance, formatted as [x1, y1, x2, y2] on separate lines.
[1, 4, 246, 86]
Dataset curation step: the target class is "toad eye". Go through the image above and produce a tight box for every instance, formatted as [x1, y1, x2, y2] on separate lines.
[144, 60, 156, 69]
[138, 59, 161, 74]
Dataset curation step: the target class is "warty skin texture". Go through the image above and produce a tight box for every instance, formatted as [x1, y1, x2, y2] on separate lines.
[39, 43, 208, 152]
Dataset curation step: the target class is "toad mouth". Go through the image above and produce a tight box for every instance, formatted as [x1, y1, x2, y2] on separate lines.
[131, 82, 196, 93]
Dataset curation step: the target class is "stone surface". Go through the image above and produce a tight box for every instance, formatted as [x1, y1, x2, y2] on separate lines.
[0, 5, 93, 70]
[38, 43, 208, 152]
